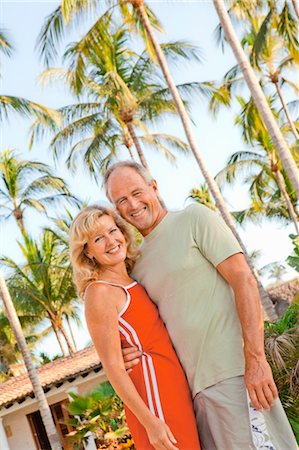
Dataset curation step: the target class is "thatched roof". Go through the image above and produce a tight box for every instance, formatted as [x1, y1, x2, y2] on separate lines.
[268, 278, 299, 316]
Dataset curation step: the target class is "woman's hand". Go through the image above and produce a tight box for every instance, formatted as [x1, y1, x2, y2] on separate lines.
[145, 416, 179, 450]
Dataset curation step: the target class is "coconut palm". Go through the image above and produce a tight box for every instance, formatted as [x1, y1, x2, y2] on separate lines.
[215, 97, 298, 233]
[1, 230, 80, 356]
[212, 0, 299, 197]
[32, 18, 208, 174]
[212, 3, 299, 141]
[259, 262, 288, 284]
[0, 148, 79, 234]
[0, 273, 62, 450]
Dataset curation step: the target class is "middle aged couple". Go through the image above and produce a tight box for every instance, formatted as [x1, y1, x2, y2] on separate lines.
[69, 161, 297, 450]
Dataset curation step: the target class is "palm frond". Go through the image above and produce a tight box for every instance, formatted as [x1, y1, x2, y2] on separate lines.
[250, 10, 273, 67]
[277, 1, 299, 52]
[0, 29, 14, 58]
[36, 6, 65, 67]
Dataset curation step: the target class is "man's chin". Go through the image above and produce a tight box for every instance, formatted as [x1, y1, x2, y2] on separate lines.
[131, 219, 148, 231]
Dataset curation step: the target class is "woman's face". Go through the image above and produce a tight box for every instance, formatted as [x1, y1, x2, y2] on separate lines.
[85, 214, 127, 267]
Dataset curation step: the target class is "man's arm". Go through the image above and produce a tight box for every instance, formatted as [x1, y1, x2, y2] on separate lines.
[217, 253, 278, 411]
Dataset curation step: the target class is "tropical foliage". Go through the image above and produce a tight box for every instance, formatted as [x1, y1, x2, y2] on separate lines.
[209, 0, 299, 230]
[30, 12, 210, 176]
[67, 381, 134, 449]
[287, 234, 299, 273]
[1, 230, 80, 356]
[0, 148, 79, 233]
[264, 300, 299, 441]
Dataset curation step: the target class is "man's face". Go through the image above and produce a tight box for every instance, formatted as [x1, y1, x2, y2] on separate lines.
[107, 167, 166, 236]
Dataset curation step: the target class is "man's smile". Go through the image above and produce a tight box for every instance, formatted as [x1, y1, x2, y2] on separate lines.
[131, 207, 147, 218]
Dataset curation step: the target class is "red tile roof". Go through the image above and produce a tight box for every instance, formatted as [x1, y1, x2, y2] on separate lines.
[0, 346, 101, 409]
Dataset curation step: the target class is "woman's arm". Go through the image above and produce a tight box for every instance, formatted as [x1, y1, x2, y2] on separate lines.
[85, 283, 179, 450]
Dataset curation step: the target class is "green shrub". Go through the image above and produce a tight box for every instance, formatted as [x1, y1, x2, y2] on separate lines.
[67, 382, 134, 449]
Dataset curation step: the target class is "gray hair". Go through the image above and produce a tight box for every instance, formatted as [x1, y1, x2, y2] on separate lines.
[104, 161, 154, 202]
[103, 160, 166, 209]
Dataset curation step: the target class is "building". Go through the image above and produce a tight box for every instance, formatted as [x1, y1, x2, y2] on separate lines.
[0, 346, 107, 450]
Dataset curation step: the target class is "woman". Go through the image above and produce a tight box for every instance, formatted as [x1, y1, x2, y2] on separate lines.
[69, 205, 200, 450]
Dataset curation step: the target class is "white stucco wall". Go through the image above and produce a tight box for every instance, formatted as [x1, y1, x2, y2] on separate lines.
[2, 408, 36, 450]
[0, 370, 107, 450]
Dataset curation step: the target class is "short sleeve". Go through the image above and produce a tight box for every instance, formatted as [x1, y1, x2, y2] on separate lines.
[188, 203, 243, 267]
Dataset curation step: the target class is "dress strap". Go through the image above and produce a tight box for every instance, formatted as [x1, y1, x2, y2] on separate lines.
[84, 280, 136, 317]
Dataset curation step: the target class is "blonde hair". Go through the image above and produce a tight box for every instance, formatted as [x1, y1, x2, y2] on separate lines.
[69, 205, 139, 297]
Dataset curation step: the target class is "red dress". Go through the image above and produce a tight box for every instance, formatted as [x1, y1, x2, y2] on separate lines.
[100, 280, 200, 450]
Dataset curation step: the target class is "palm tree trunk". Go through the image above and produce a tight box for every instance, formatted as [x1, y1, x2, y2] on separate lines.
[126, 121, 150, 170]
[213, 0, 299, 198]
[274, 169, 299, 234]
[122, 126, 136, 160]
[65, 315, 77, 352]
[0, 273, 62, 450]
[13, 203, 26, 236]
[59, 324, 76, 355]
[291, 0, 299, 21]
[274, 81, 299, 140]
[52, 324, 68, 357]
[127, 145, 136, 160]
[129, 0, 277, 320]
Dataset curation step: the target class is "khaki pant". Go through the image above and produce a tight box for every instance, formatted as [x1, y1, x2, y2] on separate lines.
[194, 376, 297, 450]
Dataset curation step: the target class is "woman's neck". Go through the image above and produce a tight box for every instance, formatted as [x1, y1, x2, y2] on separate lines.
[99, 263, 133, 285]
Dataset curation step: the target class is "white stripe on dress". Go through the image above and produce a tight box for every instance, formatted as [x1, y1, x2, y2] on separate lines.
[144, 352, 165, 422]
[119, 317, 165, 422]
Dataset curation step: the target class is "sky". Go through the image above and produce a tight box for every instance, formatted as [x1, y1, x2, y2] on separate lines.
[1, 0, 297, 356]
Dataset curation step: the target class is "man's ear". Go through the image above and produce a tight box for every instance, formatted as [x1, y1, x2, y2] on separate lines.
[151, 179, 159, 192]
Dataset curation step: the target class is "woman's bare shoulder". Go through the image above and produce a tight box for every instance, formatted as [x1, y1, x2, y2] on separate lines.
[84, 282, 119, 311]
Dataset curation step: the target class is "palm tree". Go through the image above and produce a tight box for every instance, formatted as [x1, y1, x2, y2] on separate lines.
[32, 18, 207, 175]
[213, 3, 299, 141]
[259, 262, 288, 284]
[1, 230, 80, 356]
[212, 0, 299, 197]
[215, 97, 299, 234]
[0, 272, 62, 450]
[0, 149, 79, 234]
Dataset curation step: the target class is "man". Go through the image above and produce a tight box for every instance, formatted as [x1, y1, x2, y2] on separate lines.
[104, 161, 297, 450]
